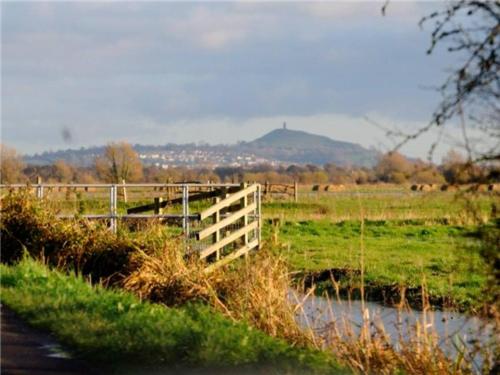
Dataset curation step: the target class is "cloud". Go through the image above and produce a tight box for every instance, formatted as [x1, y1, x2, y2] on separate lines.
[1, 1, 459, 160]
[164, 6, 256, 50]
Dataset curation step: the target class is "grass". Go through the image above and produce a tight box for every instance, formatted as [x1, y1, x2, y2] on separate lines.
[263, 190, 495, 223]
[0, 258, 346, 374]
[262, 191, 495, 310]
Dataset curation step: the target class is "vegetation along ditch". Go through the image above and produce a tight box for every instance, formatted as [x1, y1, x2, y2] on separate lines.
[1, 191, 499, 374]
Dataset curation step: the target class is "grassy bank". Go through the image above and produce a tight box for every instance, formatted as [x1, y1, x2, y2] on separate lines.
[0, 258, 346, 374]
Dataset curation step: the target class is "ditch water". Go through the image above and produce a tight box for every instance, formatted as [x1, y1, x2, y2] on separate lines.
[296, 294, 498, 369]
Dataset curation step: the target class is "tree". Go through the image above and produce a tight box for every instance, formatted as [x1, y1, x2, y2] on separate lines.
[411, 163, 446, 184]
[375, 152, 413, 183]
[440, 148, 485, 183]
[385, 1, 500, 164]
[53, 159, 74, 182]
[0, 144, 25, 184]
[95, 142, 143, 183]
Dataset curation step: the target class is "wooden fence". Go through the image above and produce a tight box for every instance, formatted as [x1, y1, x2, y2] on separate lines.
[263, 181, 298, 202]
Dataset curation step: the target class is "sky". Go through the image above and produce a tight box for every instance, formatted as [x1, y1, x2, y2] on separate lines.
[1, 1, 464, 161]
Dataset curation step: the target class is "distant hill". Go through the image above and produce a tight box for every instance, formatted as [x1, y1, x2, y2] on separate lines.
[241, 128, 378, 167]
[24, 128, 379, 167]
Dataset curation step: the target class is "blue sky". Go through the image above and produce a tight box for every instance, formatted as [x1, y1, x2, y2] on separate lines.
[1, 1, 461, 160]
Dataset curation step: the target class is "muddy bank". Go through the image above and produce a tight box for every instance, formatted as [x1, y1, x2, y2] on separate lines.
[295, 268, 478, 313]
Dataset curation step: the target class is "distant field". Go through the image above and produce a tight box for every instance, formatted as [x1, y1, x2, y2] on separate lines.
[263, 190, 495, 223]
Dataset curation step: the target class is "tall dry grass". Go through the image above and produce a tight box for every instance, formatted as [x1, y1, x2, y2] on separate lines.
[296, 279, 499, 374]
[123, 244, 310, 346]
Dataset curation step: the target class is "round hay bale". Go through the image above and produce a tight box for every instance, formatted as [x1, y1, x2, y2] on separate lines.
[312, 185, 320, 191]
[488, 184, 499, 192]
[476, 184, 488, 192]
[335, 184, 345, 191]
[411, 184, 418, 191]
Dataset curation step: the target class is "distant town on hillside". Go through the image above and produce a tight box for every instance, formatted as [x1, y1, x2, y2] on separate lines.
[24, 126, 379, 169]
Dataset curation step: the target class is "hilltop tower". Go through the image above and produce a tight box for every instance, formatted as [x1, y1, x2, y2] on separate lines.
[283, 122, 287, 130]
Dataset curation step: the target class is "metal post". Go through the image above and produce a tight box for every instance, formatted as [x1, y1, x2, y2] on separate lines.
[110, 185, 117, 233]
[182, 184, 189, 237]
[36, 185, 44, 199]
[257, 184, 262, 249]
[253, 188, 259, 244]
[36, 176, 43, 199]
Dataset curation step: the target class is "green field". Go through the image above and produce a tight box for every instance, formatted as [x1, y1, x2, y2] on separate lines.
[264, 190, 494, 223]
[261, 190, 497, 310]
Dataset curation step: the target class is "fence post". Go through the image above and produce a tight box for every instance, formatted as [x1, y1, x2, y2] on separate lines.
[182, 185, 189, 238]
[212, 197, 221, 260]
[121, 179, 128, 203]
[110, 185, 117, 233]
[294, 181, 298, 203]
[36, 176, 43, 199]
[257, 184, 262, 249]
[154, 197, 163, 215]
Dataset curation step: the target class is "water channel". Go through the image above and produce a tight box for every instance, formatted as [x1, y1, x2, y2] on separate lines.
[296, 293, 498, 370]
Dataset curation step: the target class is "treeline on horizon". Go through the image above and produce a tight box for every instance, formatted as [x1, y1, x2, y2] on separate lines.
[1, 142, 498, 186]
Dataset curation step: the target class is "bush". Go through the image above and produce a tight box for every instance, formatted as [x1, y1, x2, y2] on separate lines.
[0, 192, 138, 282]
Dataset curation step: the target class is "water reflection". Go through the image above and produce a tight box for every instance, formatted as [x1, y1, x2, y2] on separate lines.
[295, 293, 498, 368]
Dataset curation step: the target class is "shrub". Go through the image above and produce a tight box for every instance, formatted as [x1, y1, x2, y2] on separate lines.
[0, 192, 138, 282]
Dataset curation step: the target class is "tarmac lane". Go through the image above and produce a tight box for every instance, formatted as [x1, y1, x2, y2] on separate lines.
[1, 305, 100, 375]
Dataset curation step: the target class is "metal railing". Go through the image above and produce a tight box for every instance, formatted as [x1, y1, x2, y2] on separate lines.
[0, 182, 262, 264]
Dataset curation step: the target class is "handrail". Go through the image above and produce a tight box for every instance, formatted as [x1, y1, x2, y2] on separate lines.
[0, 183, 240, 188]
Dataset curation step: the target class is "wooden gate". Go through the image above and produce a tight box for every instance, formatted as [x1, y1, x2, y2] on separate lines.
[193, 183, 261, 271]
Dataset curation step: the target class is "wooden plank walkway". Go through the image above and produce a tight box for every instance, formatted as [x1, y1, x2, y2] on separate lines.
[1, 305, 100, 375]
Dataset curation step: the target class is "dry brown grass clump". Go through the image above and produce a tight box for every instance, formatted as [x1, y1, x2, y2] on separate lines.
[217, 251, 310, 345]
[1, 191, 140, 283]
[123, 240, 212, 305]
[123, 244, 312, 346]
